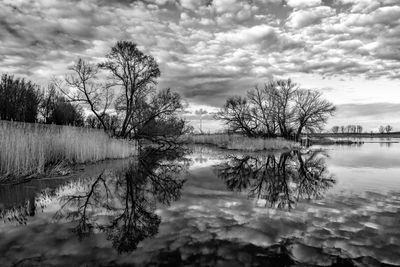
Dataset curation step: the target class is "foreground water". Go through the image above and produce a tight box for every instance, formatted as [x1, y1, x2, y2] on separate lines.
[0, 142, 400, 266]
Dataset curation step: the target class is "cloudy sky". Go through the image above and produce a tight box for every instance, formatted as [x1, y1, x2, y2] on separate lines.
[1, 0, 400, 132]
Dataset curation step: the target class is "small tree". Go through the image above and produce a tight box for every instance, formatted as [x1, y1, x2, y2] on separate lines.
[385, 125, 393, 133]
[379, 125, 385, 134]
[195, 109, 208, 133]
[331, 126, 339, 134]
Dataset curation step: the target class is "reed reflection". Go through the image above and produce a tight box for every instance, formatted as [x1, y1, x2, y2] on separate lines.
[217, 150, 335, 210]
[55, 147, 189, 253]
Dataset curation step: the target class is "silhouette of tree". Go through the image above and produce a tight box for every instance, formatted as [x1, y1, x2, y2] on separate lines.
[59, 59, 113, 131]
[0, 74, 41, 122]
[55, 147, 189, 253]
[385, 125, 393, 133]
[217, 150, 335, 210]
[216, 79, 334, 140]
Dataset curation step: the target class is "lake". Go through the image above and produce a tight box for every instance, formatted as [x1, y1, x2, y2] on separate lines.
[1, 142, 400, 266]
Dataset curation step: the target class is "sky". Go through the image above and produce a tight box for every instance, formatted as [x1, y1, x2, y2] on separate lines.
[1, 0, 400, 132]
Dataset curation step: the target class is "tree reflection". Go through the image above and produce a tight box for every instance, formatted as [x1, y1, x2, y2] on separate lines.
[55, 147, 189, 253]
[217, 150, 335, 210]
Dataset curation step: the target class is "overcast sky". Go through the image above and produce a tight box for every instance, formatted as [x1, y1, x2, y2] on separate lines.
[1, 0, 400, 132]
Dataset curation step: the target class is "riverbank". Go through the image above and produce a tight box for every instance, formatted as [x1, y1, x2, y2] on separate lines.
[0, 120, 138, 183]
[185, 134, 299, 152]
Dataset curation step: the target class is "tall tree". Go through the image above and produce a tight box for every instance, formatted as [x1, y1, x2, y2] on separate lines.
[272, 79, 297, 138]
[99, 41, 161, 138]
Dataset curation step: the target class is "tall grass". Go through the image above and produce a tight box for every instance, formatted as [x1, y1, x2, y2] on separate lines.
[186, 134, 299, 151]
[0, 120, 137, 181]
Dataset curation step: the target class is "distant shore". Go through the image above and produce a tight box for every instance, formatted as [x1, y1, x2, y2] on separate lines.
[310, 132, 400, 138]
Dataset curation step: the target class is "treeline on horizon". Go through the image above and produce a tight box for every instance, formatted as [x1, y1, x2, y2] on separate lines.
[330, 124, 394, 134]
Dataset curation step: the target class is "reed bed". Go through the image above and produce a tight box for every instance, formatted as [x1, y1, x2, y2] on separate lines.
[0, 120, 137, 181]
[186, 134, 299, 152]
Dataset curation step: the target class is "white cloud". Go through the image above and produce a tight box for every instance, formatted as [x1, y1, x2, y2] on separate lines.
[215, 24, 276, 44]
[286, 0, 322, 9]
[286, 6, 335, 28]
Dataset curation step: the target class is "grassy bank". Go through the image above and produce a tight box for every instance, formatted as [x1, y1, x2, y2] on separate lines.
[0, 120, 137, 182]
[185, 134, 299, 151]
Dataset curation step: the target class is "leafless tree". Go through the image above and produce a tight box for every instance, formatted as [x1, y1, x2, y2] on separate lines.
[247, 82, 277, 137]
[99, 41, 161, 138]
[331, 126, 339, 134]
[215, 96, 258, 137]
[59, 59, 113, 131]
[216, 79, 335, 140]
[272, 79, 297, 138]
[385, 125, 393, 133]
[294, 89, 336, 140]
[379, 125, 385, 134]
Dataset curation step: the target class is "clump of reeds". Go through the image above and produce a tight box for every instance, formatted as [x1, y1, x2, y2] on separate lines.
[185, 134, 299, 151]
[0, 120, 137, 181]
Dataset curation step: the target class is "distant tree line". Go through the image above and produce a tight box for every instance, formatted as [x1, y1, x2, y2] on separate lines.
[331, 124, 393, 134]
[216, 79, 336, 141]
[379, 125, 393, 134]
[331, 125, 363, 134]
[0, 74, 84, 126]
[0, 41, 189, 143]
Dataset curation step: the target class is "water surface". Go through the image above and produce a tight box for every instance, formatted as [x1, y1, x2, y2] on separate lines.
[1, 143, 400, 266]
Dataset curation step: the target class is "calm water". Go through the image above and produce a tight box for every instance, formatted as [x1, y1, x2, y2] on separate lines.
[1, 143, 400, 266]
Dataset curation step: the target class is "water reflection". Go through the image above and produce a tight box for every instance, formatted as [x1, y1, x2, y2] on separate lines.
[217, 150, 335, 210]
[54, 147, 189, 253]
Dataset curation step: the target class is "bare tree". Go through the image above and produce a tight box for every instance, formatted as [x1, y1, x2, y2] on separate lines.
[60, 59, 113, 131]
[99, 41, 160, 138]
[356, 125, 363, 134]
[272, 79, 297, 138]
[294, 89, 336, 141]
[385, 125, 393, 133]
[331, 126, 339, 134]
[379, 125, 385, 134]
[247, 83, 277, 137]
[216, 96, 257, 137]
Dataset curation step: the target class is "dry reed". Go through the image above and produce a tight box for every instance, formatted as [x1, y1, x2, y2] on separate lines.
[0, 120, 137, 180]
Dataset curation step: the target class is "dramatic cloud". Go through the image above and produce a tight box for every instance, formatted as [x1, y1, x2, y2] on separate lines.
[1, 0, 400, 131]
